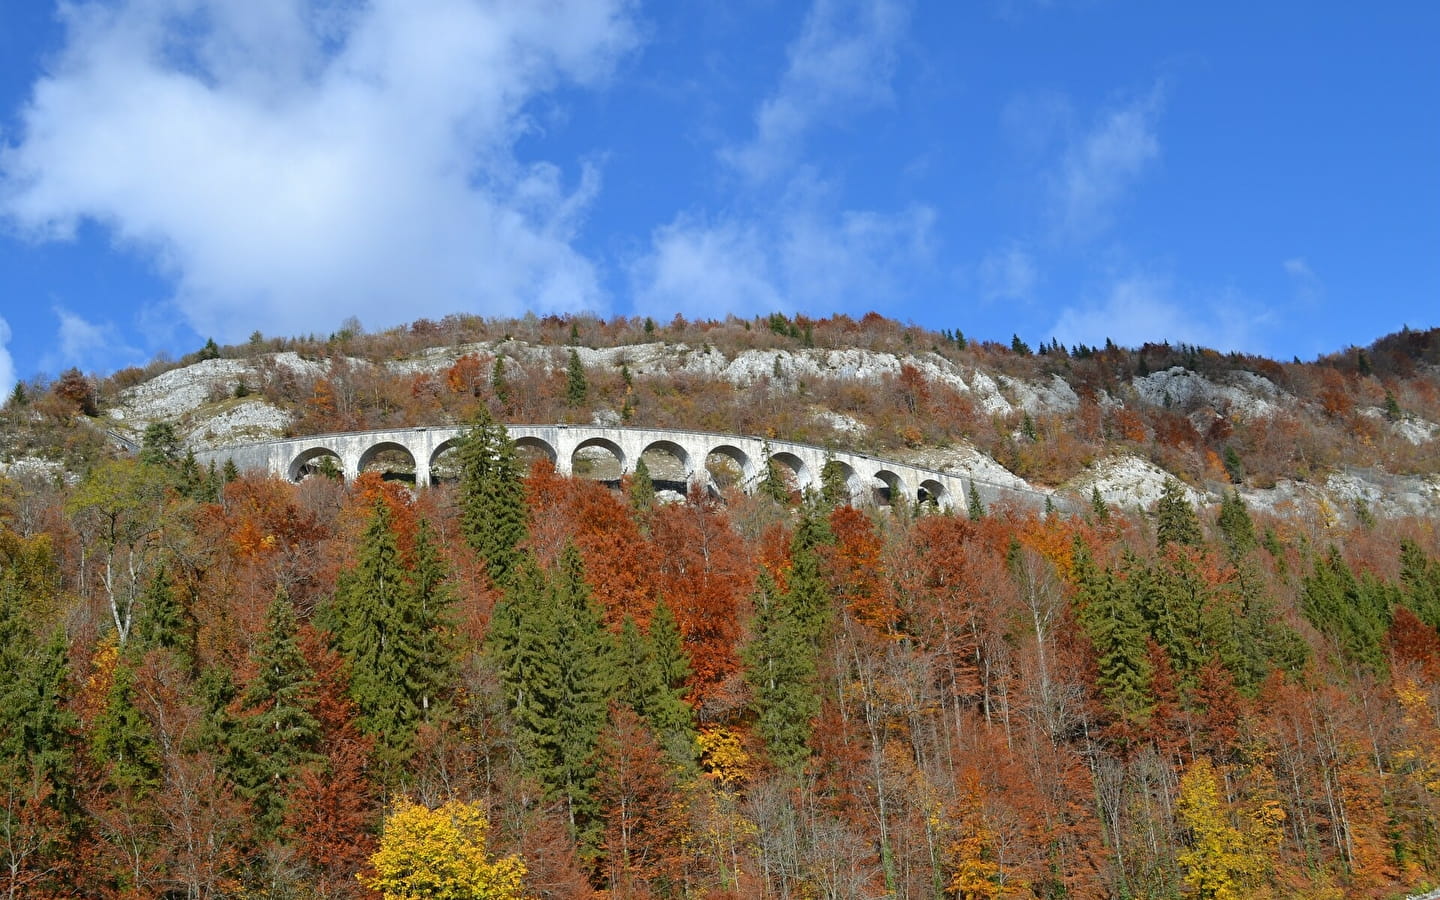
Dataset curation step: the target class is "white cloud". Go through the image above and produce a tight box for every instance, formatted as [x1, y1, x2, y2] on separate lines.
[978, 243, 1038, 302]
[1051, 88, 1163, 239]
[722, 0, 910, 183]
[631, 193, 934, 319]
[0, 317, 14, 400]
[1051, 272, 1272, 354]
[1283, 256, 1323, 304]
[0, 0, 637, 343]
[633, 0, 927, 319]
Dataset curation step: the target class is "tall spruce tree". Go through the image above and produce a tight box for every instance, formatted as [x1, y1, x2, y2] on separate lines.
[1155, 479, 1202, 549]
[134, 568, 193, 663]
[1072, 541, 1152, 730]
[229, 591, 323, 838]
[90, 653, 161, 795]
[489, 547, 616, 850]
[409, 519, 460, 722]
[325, 500, 426, 772]
[1301, 547, 1396, 671]
[456, 408, 529, 587]
[566, 348, 589, 406]
[743, 571, 820, 774]
[616, 611, 695, 767]
[1399, 539, 1440, 627]
[1216, 490, 1257, 557]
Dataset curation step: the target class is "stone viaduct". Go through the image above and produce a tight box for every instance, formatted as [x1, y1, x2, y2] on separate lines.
[194, 424, 1071, 513]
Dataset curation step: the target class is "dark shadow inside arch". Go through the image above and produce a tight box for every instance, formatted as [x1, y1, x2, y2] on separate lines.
[572, 437, 625, 487]
[872, 470, 903, 506]
[640, 440, 691, 495]
[358, 442, 417, 484]
[288, 446, 344, 483]
[917, 478, 947, 508]
[768, 451, 809, 497]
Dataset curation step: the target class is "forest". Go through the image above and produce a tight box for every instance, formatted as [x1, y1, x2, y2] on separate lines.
[4, 395, 1440, 900]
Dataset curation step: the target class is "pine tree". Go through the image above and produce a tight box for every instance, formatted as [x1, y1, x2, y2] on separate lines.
[967, 483, 985, 521]
[758, 443, 790, 503]
[566, 348, 589, 406]
[489, 547, 616, 850]
[1072, 541, 1152, 731]
[1399, 539, 1440, 628]
[134, 567, 192, 663]
[743, 571, 820, 774]
[457, 408, 529, 587]
[629, 457, 656, 515]
[616, 613, 695, 766]
[90, 651, 161, 795]
[819, 458, 851, 508]
[1155, 479, 1202, 549]
[1090, 485, 1110, 524]
[1301, 547, 1396, 671]
[1216, 490, 1257, 557]
[229, 591, 323, 838]
[491, 356, 511, 411]
[325, 500, 426, 772]
[408, 519, 459, 723]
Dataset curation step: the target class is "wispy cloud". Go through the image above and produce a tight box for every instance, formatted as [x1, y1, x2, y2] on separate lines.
[632, 189, 933, 319]
[0, 0, 637, 343]
[722, 0, 910, 183]
[978, 243, 1038, 302]
[1050, 87, 1163, 239]
[1283, 257, 1323, 305]
[0, 317, 14, 399]
[44, 306, 136, 372]
[633, 0, 928, 320]
[1051, 271, 1273, 354]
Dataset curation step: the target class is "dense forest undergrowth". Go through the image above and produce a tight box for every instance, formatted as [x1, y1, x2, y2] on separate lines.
[4, 404, 1440, 899]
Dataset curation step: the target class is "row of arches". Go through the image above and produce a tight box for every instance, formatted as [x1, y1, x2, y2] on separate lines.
[288, 435, 950, 507]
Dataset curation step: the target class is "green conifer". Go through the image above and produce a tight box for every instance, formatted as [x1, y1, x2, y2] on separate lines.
[1155, 479, 1202, 549]
[229, 591, 323, 837]
[566, 348, 588, 406]
[743, 571, 820, 774]
[90, 657, 161, 794]
[967, 483, 985, 521]
[456, 408, 529, 587]
[1216, 491, 1257, 557]
[629, 457, 656, 515]
[1072, 542, 1152, 729]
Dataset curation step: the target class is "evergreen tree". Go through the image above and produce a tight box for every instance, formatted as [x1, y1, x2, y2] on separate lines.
[325, 500, 426, 771]
[0, 576, 77, 794]
[1090, 485, 1110, 524]
[967, 483, 985, 521]
[1216, 490, 1257, 557]
[90, 652, 161, 795]
[134, 568, 192, 662]
[456, 408, 530, 587]
[1399, 539, 1440, 627]
[489, 547, 616, 850]
[819, 458, 851, 509]
[1301, 547, 1396, 671]
[616, 614, 695, 766]
[743, 571, 819, 774]
[491, 356, 511, 410]
[566, 348, 589, 406]
[758, 443, 790, 504]
[229, 591, 323, 838]
[1155, 479, 1202, 549]
[629, 457, 656, 515]
[1072, 542, 1152, 730]
[139, 421, 182, 468]
[409, 519, 460, 722]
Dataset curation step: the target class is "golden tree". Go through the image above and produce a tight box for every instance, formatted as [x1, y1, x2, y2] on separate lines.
[362, 799, 525, 900]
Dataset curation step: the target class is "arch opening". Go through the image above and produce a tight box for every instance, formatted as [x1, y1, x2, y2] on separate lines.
[918, 478, 947, 508]
[639, 440, 691, 495]
[872, 470, 903, 507]
[767, 451, 810, 496]
[428, 440, 461, 485]
[288, 446, 344, 483]
[819, 459, 860, 505]
[515, 437, 559, 473]
[358, 442, 418, 484]
[705, 445, 753, 493]
[572, 437, 625, 485]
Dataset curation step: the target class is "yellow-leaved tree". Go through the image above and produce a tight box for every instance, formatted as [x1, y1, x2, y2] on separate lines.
[1176, 757, 1276, 900]
[362, 799, 526, 900]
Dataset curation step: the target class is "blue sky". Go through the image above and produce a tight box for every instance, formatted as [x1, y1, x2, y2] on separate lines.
[1, 1, 1437, 396]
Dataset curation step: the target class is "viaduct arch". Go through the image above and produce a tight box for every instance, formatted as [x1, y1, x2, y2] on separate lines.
[195, 424, 1071, 514]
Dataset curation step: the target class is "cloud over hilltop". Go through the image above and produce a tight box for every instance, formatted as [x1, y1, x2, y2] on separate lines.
[0, 0, 638, 343]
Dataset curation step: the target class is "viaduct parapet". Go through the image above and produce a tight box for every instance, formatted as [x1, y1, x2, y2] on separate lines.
[194, 424, 1072, 514]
